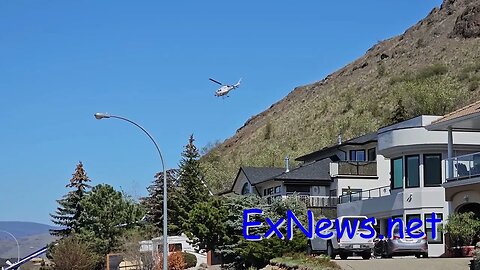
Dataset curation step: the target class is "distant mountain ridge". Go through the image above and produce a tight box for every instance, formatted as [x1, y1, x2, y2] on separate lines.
[200, 0, 480, 192]
[0, 221, 58, 238]
[0, 221, 58, 259]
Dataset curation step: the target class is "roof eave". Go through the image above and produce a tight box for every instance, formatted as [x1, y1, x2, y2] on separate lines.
[426, 111, 480, 131]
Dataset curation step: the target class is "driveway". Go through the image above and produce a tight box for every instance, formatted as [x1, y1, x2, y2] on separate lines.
[334, 256, 472, 270]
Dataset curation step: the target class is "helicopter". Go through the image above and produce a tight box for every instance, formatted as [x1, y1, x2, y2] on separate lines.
[209, 78, 242, 97]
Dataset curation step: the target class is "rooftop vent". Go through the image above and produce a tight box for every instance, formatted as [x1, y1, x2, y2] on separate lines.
[284, 156, 290, 172]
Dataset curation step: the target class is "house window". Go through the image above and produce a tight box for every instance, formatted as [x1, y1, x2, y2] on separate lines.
[350, 150, 366, 161]
[425, 213, 443, 244]
[391, 215, 403, 221]
[391, 157, 403, 189]
[424, 154, 442, 187]
[286, 185, 310, 194]
[312, 186, 327, 196]
[405, 155, 420, 188]
[368, 148, 376, 161]
[241, 183, 250, 195]
[264, 186, 282, 197]
[169, 243, 182, 252]
[406, 214, 421, 225]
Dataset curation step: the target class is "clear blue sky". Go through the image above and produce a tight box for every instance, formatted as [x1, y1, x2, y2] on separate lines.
[0, 0, 442, 224]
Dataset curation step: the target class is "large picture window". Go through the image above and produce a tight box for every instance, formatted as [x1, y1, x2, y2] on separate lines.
[391, 157, 403, 189]
[405, 155, 420, 188]
[368, 148, 376, 161]
[424, 154, 442, 187]
[350, 150, 366, 161]
[425, 213, 443, 244]
[406, 214, 421, 225]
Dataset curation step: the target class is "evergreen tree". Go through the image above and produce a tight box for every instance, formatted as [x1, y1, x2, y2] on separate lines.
[76, 184, 145, 260]
[390, 98, 409, 124]
[143, 169, 187, 235]
[50, 161, 92, 237]
[177, 135, 210, 217]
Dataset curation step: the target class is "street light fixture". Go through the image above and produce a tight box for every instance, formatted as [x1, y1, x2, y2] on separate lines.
[0, 230, 20, 265]
[94, 112, 168, 270]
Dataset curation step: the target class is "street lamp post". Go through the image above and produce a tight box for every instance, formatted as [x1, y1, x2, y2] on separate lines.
[94, 113, 168, 270]
[0, 230, 20, 264]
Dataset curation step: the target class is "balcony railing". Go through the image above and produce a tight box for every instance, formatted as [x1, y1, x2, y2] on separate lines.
[337, 185, 391, 204]
[286, 194, 337, 208]
[446, 151, 480, 182]
[330, 161, 377, 177]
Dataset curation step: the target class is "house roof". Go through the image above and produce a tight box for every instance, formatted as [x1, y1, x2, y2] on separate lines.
[241, 166, 286, 185]
[427, 100, 480, 131]
[295, 132, 377, 162]
[342, 132, 377, 145]
[226, 166, 285, 194]
[274, 158, 332, 181]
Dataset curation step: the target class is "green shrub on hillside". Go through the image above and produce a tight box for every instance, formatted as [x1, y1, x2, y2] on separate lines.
[416, 64, 448, 80]
[391, 76, 464, 118]
[389, 63, 448, 85]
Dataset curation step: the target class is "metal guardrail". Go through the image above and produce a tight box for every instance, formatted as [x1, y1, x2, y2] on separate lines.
[337, 185, 391, 204]
[446, 152, 480, 182]
[287, 194, 337, 208]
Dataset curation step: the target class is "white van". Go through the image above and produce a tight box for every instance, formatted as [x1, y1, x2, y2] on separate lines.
[307, 216, 374, 260]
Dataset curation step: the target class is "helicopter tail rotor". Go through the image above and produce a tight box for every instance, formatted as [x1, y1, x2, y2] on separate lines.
[233, 78, 242, 88]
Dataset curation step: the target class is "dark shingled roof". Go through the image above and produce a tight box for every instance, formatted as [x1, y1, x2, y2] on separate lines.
[241, 167, 285, 185]
[295, 132, 377, 162]
[274, 158, 332, 181]
[343, 132, 377, 144]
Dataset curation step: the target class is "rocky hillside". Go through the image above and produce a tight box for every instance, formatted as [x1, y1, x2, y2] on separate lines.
[201, 0, 480, 192]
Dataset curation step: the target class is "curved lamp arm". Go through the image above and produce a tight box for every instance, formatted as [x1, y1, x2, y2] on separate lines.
[0, 230, 20, 263]
[94, 112, 168, 270]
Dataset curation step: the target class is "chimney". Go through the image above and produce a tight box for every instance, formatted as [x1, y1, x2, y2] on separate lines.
[337, 132, 342, 145]
[284, 155, 290, 172]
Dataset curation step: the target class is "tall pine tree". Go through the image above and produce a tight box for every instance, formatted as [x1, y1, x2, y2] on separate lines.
[143, 169, 186, 235]
[177, 135, 210, 222]
[50, 161, 92, 237]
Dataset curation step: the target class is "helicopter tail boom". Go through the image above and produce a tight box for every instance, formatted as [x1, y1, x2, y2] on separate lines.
[233, 78, 242, 88]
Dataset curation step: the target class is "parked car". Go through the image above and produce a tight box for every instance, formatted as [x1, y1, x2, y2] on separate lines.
[374, 227, 428, 258]
[307, 216, 374, 260]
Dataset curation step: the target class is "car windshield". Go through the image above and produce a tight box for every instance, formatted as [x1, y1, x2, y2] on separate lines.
[342, 217, 367, 229]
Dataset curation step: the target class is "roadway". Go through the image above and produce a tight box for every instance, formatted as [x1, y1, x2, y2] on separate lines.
[334, 256, 472, 270]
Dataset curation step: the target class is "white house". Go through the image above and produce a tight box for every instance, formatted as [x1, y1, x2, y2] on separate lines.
[337, 115, 480, 257]
[227, 132, 390, 217]
[426, 101, 480, 219]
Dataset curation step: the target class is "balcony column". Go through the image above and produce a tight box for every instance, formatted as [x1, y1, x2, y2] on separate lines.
[448, 126, 453, 179]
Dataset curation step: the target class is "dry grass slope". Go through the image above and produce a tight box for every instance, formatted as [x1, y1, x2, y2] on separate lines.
[201, 0, 480, 193]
